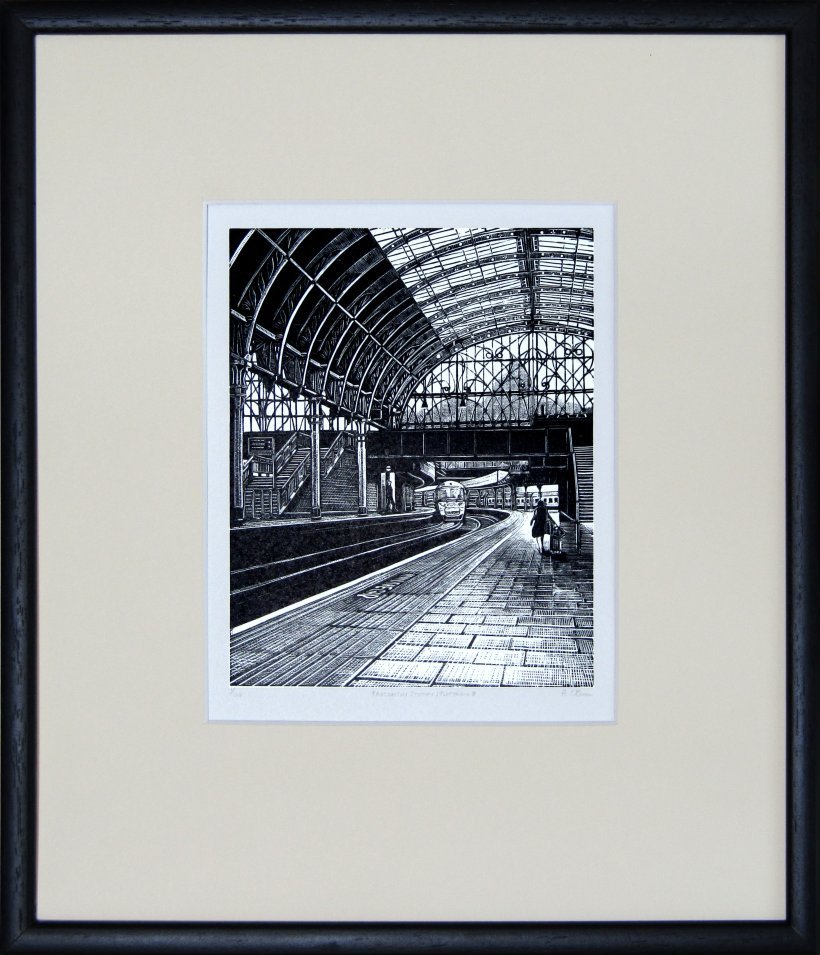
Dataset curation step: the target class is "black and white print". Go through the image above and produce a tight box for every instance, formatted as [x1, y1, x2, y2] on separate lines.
[207, 205, 615, 721]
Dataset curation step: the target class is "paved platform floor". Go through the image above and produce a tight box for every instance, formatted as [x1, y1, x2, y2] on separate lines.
[231, 511, 593, 687]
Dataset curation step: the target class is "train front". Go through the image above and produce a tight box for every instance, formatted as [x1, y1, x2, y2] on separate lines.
[433, 480, 466, 522]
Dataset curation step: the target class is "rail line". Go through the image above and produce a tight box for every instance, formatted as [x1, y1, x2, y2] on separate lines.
[230, 511, 505, 627]
[230, 511, 517, 682]
[231, 517, 459, 589]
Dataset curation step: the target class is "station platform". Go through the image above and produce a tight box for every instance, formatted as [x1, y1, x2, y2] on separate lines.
[230, 511, 593, 688]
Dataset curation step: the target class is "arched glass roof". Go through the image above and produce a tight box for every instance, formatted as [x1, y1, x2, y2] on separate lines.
[229, 226, 594, 425]
[371, 228, 594, 348]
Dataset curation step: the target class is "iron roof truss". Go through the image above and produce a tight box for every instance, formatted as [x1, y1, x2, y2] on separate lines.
[229, 226, 594, 425]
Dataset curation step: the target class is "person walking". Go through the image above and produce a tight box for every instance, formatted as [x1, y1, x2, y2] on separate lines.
[530, 499, 548, 554]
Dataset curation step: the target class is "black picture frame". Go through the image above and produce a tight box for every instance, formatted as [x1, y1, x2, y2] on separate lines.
[2, 2, 817, 952]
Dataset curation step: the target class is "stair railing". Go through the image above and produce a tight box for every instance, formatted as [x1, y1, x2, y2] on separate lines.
[321, 430, 354, 477]
[277, 452, 310, 515]
[269, 431, 309, 514]
[272, 431, 310, 481]
[242, 455, 254, 488]
[247, 454, 277, 486]
[272, 432, 296, 475]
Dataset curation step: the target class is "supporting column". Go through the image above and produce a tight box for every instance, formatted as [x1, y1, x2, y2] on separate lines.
[356, 420, 368, 515]
[229, 359, 247, 525]
[310, 399, 322, 520]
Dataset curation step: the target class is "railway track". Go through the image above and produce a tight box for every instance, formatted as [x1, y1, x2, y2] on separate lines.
[230, 510, 506, 627]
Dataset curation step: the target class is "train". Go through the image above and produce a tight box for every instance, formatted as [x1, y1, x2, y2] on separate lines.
[467, 486, 513, 509]
[416, 480, 514, 518]
[431, 480, 467, 523]
[416, 481, 560, 517]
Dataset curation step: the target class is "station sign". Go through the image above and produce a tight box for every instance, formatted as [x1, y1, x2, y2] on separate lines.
[445, 459, 510, 470]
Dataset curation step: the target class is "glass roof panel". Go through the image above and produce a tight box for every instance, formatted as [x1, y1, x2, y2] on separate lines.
[371, 227, 594, 344]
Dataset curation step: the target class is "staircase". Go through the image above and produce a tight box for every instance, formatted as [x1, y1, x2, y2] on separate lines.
[574, 445, 593, 522]
[241, 430, 356, 520]
[275, 444, 311, 513]
[287, 448, 359, 516]
[242, 431, 311, 521]
[243, 477, 277, 521]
